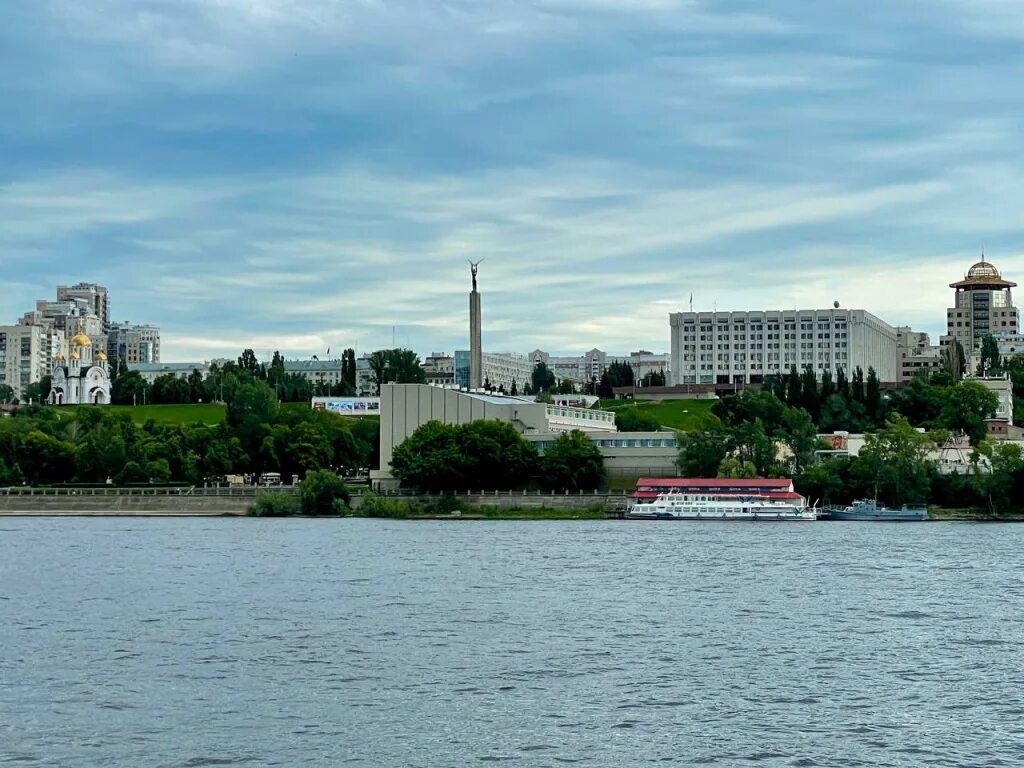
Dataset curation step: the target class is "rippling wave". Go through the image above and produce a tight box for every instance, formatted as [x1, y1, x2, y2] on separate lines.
[1, 518, 1022, 766]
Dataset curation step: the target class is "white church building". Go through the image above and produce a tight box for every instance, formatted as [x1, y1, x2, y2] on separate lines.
[49, 332, 112, 405]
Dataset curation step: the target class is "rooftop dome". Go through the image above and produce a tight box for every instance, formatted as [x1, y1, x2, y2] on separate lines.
[71, 333, 92, 347]
[96, 351, 107, 361]
[967, 260, 1001, 280]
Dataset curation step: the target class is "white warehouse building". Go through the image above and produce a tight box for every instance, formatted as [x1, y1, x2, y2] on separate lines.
[669, 308, 899, 386]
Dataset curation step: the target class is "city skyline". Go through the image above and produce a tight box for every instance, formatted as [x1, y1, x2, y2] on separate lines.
[4, 2, 1024, 359]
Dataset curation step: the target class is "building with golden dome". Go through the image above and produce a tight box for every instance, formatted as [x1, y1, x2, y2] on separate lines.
[944, 257, 1019, 364]
[49, 330, 111, 405]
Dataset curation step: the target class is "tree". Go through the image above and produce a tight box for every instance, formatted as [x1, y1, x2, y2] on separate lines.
[299, 469, 350, 515]
[238, 348, 262, 379]
[510, 380, 518, 396]
[978, 334, 1001, 376]
[531, 361, 557, 393]
[855, 415, 934, 506]
[227, 381, 279, 428]
[865, 366, 881, 423]
[19, 430, 76, 485]
[0, 384, 15, 404]
[641, 370, 666, 387]
[111, 371, 150, 406]
[785, 366, 801, 407]
[941, 340, 966, 381]
[971, 440, 1024, 515]
[717, 456, 757, 478]
[22, 376, 51, 405]
[800, 365, 819, 422]
[538, 430, 605, 491]
[615, 408, 660, 432]
[850, 367, 865, 404]
[939, 380, 999, 445]
[782, 406, 820, 472]
[367, 349, 426, 394]
[676, 426, 731, 477]
[597, 361, 634, 398]
[836, 366, 850, 401]
[391, 420, 539, 492]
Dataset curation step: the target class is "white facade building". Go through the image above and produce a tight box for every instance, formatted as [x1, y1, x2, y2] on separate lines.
[423, 353, 455, 386]
[455, 351, 534, 392]
[530, 349, 670, 384]
[49, 332, 111, 405]
[284, 359, 344, 389]
[0, 324, 64, 400]
[128, 362, 208, 385]
[670, 308, 899, 385]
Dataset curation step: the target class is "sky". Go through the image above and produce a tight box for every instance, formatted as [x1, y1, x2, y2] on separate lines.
[3, 0, 1024, 361]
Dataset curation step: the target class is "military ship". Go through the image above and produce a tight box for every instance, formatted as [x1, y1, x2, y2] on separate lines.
[829, 499, 928, 522]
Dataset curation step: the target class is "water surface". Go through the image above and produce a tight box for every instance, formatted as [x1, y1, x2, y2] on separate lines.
[2, 518, 1023, 766]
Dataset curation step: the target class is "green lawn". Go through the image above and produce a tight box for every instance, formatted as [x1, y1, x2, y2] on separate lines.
[70, 403, 228, 425]
[598, 397, 720, 432]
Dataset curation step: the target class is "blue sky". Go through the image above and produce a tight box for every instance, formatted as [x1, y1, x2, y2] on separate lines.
[3, 0, 1024, 360]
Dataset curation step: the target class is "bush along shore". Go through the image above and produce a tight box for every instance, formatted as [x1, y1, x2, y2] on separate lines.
[248, 486, 606, 520]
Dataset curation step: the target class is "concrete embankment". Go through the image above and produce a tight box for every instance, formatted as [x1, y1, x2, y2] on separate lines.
[0, 490, 630, 517]
[0, 495, 250, 516]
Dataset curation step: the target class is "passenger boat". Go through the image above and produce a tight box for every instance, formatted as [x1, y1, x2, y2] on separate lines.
[626, 492, 815, 521]
[829, 499, 928, 522]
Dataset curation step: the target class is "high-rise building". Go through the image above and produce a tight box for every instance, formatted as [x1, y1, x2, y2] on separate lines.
[455, 351, 533, 392]
[107, 322, 161, 365]
[943, 258, 1019, 371]
[57, 283, 109, 334]
[669, 308, 899, 385]
[0, 324, 61, 401]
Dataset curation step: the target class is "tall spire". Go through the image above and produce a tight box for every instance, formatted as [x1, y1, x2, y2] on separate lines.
[468, 260, 483, 390]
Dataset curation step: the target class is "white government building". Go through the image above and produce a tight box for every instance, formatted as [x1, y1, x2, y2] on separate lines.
[669, 307, 899, 385]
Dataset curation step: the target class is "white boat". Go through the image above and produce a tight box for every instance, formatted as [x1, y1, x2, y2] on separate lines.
[627, 491, 815, 521]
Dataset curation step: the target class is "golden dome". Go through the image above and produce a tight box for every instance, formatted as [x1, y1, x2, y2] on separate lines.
[70, 351, 80, 360]
[967, 260, 1000, 280]
[96, 351, 107, 361]
[71, 333, 92, 347]
[55, 353, 66, 362]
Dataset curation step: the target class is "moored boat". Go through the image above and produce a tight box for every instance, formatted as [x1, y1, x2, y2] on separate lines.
[626, 491, 815, 521]
[829, 499, 928, 522]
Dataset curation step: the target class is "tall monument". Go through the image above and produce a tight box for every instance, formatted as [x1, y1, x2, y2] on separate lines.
[469, 260, 483, 390]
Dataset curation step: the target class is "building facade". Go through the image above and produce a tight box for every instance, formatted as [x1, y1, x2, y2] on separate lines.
[669, 308, 899, 385]
[423, 353, 455, 386]
[284, 359, 344, 389]
[49, 333, 111, 405]
[455, 351, 533, 392]
[896, 326, 942, 381]
[108, 322, 160, 365]
[943, 259, 1019, 372]
[529, 349, 670, 384]
[57, 283, 109, 334]
[0, 324, 57, 400]
[128, 362, 208, 385]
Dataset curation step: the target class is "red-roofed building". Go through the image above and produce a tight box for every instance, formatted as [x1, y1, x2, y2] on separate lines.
[632, 477, 797, 501]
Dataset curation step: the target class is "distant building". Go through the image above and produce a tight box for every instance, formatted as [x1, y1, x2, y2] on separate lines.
[128, 362, 208, 385]
[107, 321, 160, 365]
[372, 383, 672, 489]
[454, 351, 533, 392]
[0, 324, 61, 400]
[943, 258, 1019, 372]
[57, 283, 110, 334]
[423, 353, 455, 386]
[355, 355, 375, 396]
[284, 359, 344, 389]
[49, 332, 111, 405]
[896, 326, 942, 381]
[669, 308, 899, 385]
[529, 349, 670, 384]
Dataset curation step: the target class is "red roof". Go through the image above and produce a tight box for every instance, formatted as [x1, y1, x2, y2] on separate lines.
[631, 489, 803, 500]
[635, 477, 792, 489]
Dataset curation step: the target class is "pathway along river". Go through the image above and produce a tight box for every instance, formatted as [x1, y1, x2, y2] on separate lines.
[2, 518, 1023, 766]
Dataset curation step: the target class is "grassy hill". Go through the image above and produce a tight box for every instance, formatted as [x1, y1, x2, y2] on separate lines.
[598, 398, 720, 432]
[68, 403, 229, 425]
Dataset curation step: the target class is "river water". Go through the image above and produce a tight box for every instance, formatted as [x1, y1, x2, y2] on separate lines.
[2, 518, 1023, 766]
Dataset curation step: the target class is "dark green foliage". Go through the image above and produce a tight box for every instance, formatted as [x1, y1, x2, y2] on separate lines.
[614, 407, 660, 432]
[597, 361, 634, 398]
[531, 361, 557, 393]
[359, 490, 415, 518]
[299, 469, 350, 515]
[367, 348, 426, 394]
[978, 334, 1000, 376]
[938, 380, 999, 445]
[676, 425, 731, 477]
[538, 430, 606, 491]
[249, 493, 301, 517]
[640, 370, 666, 387]
[391, 420, 539, 492]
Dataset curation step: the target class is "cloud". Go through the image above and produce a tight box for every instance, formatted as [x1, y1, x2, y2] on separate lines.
[2, 0, 1022, 363]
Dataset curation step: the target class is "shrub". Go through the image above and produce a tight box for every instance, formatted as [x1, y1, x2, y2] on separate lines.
[299, 469, 351, 515]
[359, 490, 416, 518]
[422, 493, 466, 516]
[249, 493, 301, 517]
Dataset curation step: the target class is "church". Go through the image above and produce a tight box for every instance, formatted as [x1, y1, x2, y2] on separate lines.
[49, 332, 112, 405]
